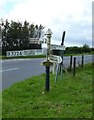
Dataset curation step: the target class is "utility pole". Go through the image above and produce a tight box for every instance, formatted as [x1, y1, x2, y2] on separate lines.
[60, 31, 66, 79]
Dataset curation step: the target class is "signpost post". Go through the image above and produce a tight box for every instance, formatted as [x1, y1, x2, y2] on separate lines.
[42, 29, 53, 92]
[50, 40, 65, 81]
[60, 31, 66, 80]
[41, 29, 66, 90]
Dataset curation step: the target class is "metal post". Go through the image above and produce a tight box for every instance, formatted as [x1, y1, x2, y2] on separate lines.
[45, 67, 50, 91]
[60, 31, 66, 80]
[44, 29, 53, 92]
[73, 57, 76, 76]
[60, 50, 64, 80]
[55, 64, 59, 82]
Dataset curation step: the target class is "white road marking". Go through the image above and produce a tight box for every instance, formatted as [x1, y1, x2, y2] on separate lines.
[0, 68, 19, 72]
[2, 58, 33, 62]
[2, 58, 44, 62]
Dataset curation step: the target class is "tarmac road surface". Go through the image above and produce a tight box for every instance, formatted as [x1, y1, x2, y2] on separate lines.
[1, 54, 93, 90]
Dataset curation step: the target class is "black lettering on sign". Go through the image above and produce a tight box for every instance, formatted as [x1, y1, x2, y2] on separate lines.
[16, 51, 19, 56]
[24, 51, 28, 56]
[7, 52, 11, 57]
[29, 50, 35, 55]
[19, 51, 22, 56]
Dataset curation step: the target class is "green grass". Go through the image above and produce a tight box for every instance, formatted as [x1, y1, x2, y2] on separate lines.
[64, 52, 93, 56]
[0, 93, 2, 119]
[1, 52, 93, 59]
[2, 63, 93, 118]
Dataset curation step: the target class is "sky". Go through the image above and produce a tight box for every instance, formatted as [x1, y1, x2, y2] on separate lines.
[0, 0, 93, 47]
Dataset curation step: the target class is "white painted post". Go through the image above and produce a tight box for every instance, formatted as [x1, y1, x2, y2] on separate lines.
[52, 62, 56, 74]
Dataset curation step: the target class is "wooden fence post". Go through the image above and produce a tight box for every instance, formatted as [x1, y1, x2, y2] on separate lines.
[82, 55, 84, 68]
[73, 57, 76, 76]
[70, 55, 72, 71]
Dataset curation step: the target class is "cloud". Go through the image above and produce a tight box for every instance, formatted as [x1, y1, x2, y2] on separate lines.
[0, 0, 25, 18]
[0, 0, 93, 47]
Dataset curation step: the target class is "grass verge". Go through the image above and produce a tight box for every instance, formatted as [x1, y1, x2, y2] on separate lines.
[2, 63, 93, 118]
[1, 55, 46, 59]
[0, 93, 2, 119]
[1, 52, 93, 59]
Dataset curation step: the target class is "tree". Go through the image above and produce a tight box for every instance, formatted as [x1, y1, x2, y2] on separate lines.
[82, 44, 90, 52]
[29, 24, 35, 38]
[2, 19, 10, 53]
[21, 20, 29, 49]
[1, 19, 44, 55]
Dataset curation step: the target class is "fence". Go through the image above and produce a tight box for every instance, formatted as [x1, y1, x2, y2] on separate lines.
[69, 55, 84, 76]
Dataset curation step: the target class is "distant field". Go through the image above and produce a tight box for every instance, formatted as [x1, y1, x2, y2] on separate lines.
[2, 63, 93, 118]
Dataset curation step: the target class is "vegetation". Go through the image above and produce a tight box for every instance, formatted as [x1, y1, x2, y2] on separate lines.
[0, 93, 2, 119]
[1, 19, 44, 55]
[65, 44, 93, 54]
[52, 44, 94, 56]
[1, 55, 46, 59]
[2, 63, 93, 118]
[1, 19, 93, 57]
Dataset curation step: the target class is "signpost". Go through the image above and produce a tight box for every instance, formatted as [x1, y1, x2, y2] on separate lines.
[49, 32, 66, 82]
[42, 29, 53, 92]
[25, 30, 66, 88]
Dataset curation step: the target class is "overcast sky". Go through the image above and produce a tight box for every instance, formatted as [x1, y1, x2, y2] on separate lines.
[0, 0, 93, 47]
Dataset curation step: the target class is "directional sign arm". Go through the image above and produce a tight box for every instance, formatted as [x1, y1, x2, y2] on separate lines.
[48, 55, 62, 63]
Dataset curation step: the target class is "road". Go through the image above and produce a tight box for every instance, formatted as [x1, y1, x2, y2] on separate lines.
[2, 58, 45, 90]
[1, 54, 93, 90]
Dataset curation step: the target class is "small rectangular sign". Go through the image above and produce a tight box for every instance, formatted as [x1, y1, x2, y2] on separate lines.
[29, 38, 40, 44]
[51, 44, 65, 50]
